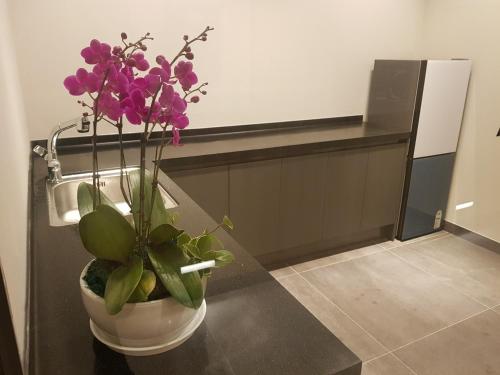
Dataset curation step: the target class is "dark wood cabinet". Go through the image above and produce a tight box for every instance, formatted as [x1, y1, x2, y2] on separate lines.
[229, 159, 282, 256]
[168, 166, 229, 221]
[323, 149, 369, 239]
[168, 142, 407, 263]
[279, 154, 328, 249]
[361, 143, 407, 229]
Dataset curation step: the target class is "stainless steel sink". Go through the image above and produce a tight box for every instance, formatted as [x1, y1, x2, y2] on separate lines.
[46, 167, 177, 227]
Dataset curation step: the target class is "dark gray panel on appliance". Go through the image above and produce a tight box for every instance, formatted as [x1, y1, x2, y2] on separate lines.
[401, 153, 455, 240]
[366, 60, 422, 132]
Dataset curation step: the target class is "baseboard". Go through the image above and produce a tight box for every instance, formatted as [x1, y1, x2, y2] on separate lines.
[261, 225, 394, 270]
[443, 221, 500, 255]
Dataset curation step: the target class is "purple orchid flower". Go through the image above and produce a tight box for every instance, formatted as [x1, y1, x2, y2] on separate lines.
[150, 56, 172, 82]
[126, 52, 150, 71]
[102, 65, 129, 95]
[120, 89, 145, 125]
[98, 91, 122, 120]
[158, 84, 186, 113]
[63, 31, 213, 147]
[63, 68, 100, 95]
[143, 102, 161, 123]
[174, 61, 198, 90]
[81, 39, 112, 65]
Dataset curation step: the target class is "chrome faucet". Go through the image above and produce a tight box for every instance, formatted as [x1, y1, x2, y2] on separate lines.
[33, 114, 91, 183]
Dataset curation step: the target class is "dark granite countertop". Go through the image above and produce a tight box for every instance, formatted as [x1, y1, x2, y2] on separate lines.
[29, 122, 369, 374]
[157, 118, 410, 172]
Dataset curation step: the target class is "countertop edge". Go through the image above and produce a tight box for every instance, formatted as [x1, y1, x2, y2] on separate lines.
[31, 115, 364, 150]
[160, 129, 410, 172]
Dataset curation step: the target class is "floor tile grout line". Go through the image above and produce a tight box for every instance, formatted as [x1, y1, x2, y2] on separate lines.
[281, 231, 492, 372]
[387, 248, 492, 310]
[385, 232, 451, 249]
[378, 239, 500, 355]
[298, 237, 490, 362]
[362, 352, 420, 375]
[377, 241, 405, 250]
[361, 347, 419, 375]
[270, 272, 297, 281]
[389, 308, 489, 354]
[293, 248, 389, 274]
[489, 303, 500, 316]
[294, 272, 392, 358]
[388, 352, 419, 375]
[402, 232, 451, 247]
[292, 232, 451, 274]
[362, 352, 391, 365]
[275, 268, 392, 363]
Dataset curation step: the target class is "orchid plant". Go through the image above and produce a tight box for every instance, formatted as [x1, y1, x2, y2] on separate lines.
[64, 27, 234, 315]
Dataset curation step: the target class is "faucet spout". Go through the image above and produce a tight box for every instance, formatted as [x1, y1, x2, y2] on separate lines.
[48, 113, 90, 164]
[34, 113, 91, 184]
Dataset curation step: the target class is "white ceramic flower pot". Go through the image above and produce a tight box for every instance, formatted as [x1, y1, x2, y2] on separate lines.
[80, 261, 206, 356]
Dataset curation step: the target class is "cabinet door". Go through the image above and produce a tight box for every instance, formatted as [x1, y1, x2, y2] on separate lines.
[229, 159, 281, 256]
[279, 153, 328, 249]
[169, 166, 229, 221]
[323, 149, 369, 239]
[362, 143, 407, 229]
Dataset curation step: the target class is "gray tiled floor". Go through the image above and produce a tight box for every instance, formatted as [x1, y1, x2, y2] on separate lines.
[272, 231, 500, 374]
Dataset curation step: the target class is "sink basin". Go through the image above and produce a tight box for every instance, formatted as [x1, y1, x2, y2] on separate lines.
[46, 167, 178, 227]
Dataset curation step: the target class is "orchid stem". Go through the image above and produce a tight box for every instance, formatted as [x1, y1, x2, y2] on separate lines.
[118, 120, 133, 211]
[138, 86, 161, 251]
[171, 26, 214, 65]
[146, 126, 170, 238]
[91, 69, 110, 209]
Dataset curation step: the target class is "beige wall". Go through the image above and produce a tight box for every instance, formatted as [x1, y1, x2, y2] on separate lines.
[0, 0, 29, 362]
[7, 0, 425, 140]
[422, 0, 500, 242]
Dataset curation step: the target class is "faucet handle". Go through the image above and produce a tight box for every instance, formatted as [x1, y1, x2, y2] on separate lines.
[33, 145, 48, 160]
[77, 113, 91, 133]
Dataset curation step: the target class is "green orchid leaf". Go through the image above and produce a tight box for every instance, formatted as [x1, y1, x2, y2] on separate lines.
[130, 169, 173, 233]
[178, 233, 197, 258]
[104, 255, 143, 314]
[128, 269, 157, 303]
[147, 244, 204, 309]
[222, 215, 234, 230]
[210, 234, 226, 250]
[77, 182, 117, 218]
[177, 232, 191, 247]
[202, 250, 235, 268]
[195, 234, 225, 254]
[196, 234, 213, 254]
[149, 224, 183, 246]
[78, 204, 136, 264]
[183, 241, 201, 258]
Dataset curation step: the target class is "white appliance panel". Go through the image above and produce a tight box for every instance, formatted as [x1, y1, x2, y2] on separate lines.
[413, 60, 471, 158]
